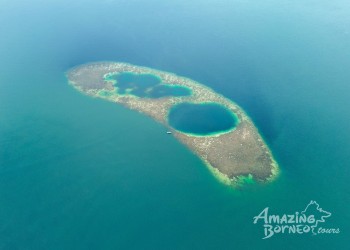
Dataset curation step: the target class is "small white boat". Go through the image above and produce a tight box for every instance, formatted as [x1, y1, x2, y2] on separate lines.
[166, 131, 172, 134]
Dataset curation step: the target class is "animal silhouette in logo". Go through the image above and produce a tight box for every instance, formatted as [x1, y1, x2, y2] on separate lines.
[301, 200, 331, 235]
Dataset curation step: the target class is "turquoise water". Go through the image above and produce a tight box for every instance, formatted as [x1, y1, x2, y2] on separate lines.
[109, 72, 191, 98]
[168, 103, 238, 135]
[0, 0, 349, 249]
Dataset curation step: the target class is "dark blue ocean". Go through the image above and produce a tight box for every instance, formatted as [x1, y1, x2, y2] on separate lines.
[0, 0, 349, 249]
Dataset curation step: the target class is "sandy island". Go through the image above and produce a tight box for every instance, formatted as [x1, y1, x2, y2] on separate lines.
[66, 62, 279, 186]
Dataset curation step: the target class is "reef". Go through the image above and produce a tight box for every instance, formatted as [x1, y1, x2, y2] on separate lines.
[66, 62, 279, 185]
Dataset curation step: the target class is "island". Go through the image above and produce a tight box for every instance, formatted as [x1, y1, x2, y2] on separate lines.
[66, 62, 279, 186]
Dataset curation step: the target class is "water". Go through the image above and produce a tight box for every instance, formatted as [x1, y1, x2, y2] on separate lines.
[108, 72, 191, 98]
[0, 0, 349, 249]
[168, 103, 238, 135]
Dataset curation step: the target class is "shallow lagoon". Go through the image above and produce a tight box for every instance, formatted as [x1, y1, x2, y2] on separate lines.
[108, 72, 191, 98]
